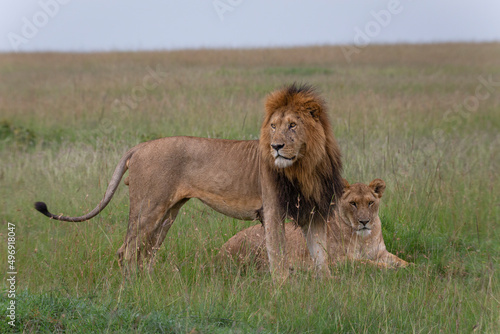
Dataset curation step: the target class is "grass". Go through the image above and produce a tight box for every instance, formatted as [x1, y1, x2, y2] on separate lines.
[0, 43, 499, 333]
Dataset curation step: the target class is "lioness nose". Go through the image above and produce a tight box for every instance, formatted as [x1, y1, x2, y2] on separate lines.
[359, 219, 370, 226]
[271, 143, 284, 151]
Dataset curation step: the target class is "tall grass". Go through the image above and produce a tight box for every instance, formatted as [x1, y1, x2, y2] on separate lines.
[0, 43, 499, 333]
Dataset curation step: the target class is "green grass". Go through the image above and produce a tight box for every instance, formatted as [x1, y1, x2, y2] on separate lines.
[0, 43, 499, 333]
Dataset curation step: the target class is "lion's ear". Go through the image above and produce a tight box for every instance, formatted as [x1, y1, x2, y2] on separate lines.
[305, 102, 322, 120]
[342, 178, 350, 192]
[369, 179, 386, 198]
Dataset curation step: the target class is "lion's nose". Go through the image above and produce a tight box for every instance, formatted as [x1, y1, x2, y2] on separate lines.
[359, 219, 370, 226]
[271, 143, 284, 151]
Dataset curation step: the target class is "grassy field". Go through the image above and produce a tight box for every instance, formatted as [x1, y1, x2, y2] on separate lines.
[0, 43, 499, 333]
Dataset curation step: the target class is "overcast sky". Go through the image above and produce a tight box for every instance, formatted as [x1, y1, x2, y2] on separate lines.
[1, 0, 499, 53]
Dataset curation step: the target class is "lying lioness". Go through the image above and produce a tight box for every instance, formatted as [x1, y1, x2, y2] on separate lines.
[220, 178, 409, 269]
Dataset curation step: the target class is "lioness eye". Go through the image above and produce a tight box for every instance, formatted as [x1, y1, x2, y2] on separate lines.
[350, 202, 357, 208]
[271, 124, 276, 130]
[289, 122, 296, 129]
[369, 201, 374, 206]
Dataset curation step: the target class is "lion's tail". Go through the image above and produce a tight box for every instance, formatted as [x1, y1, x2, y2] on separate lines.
[34, 145, 141, 222]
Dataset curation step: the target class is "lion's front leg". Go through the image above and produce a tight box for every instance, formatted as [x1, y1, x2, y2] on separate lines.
[377, 251, 410, 268]
[260, 171, 289, 280]
[303, 218, 331, 277]
[263, 209, 288, 280]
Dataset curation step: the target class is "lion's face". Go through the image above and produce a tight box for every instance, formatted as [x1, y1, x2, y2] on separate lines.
[260, 85, 330, 172]
[267, 110, 307, 168]
[339, 179, 386, 237]
[259, 83, 343, 205]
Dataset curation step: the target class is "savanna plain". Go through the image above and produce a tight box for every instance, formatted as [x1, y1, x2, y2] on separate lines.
[0, 43, 499, 333]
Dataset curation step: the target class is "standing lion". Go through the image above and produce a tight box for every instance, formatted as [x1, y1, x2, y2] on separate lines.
[34, 83, 343, 278]
[258, 84, 343, 277]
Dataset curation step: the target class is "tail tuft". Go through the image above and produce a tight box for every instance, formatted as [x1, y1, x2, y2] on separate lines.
[34, 202, 51, 217]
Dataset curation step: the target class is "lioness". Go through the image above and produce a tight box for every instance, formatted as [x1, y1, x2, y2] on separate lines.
[220, 179, 409, 269]
[34, 83, 343, 277]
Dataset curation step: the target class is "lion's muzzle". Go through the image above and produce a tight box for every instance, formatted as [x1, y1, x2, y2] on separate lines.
[356, 218, 372, 236]
[271, 143, 284, 152]
[271, 143, 296, 168]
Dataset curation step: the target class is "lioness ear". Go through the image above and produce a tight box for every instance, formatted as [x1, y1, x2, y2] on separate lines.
[342, 178, 351, 195]
[342, 178, 350, 192]
[369, 179, 386, 198]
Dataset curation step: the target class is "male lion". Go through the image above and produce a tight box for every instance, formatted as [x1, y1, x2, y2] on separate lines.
[220, 178, 409, 270]
[34, 83, 343, 276]
[258, 84, 343, 277]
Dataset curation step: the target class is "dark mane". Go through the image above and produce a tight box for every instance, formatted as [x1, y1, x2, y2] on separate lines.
[260, 83, 343, 214]
[274, 161, 337, 227]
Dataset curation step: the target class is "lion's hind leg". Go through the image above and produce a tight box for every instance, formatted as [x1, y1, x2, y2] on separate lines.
[117, 198, 188, 274]
[145, 199, 188, 272]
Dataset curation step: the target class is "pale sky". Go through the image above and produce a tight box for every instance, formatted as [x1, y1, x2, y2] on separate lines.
[1, 0, 499, 53]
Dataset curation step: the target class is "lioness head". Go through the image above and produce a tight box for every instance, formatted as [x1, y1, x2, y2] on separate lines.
[339, 178, 386, 237]
[260, 83, 329, 170]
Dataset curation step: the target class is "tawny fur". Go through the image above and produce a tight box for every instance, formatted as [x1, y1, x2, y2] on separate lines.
[35, 137, 264, 272]
[33, 83, 343, 276]
[258, 83, 343, 277]
[220, 179, 409, 270]
[259, 84, 343, 205]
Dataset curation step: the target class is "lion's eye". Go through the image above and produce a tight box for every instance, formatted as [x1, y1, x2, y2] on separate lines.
[289, 122, 296, 129]
[350, 202, 357, 208]
[271, 124, 276, 130]
[368, 201, 374, 206]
